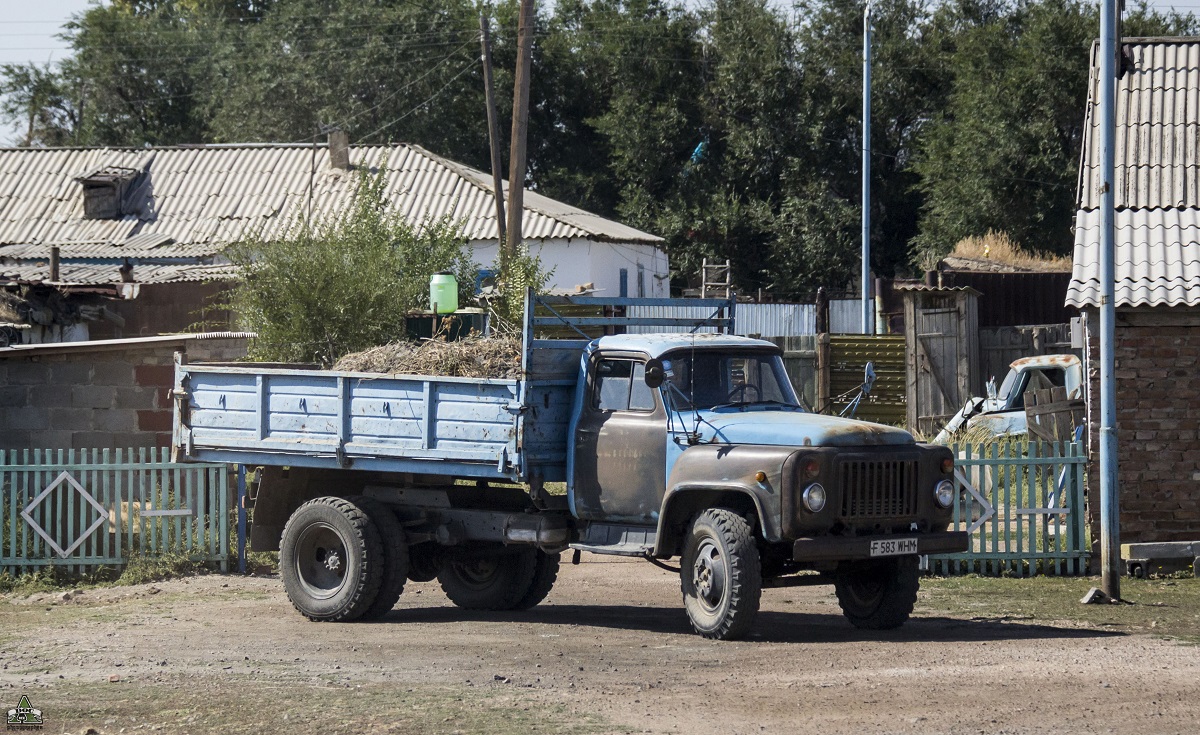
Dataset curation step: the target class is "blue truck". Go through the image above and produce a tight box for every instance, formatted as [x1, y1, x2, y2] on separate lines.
[173, 292, 967, 640]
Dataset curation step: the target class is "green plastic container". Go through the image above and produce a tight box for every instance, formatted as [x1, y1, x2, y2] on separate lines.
[430, 272, 458, 314]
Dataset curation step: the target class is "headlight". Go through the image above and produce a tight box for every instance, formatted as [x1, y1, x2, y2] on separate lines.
[802, 483, 827, 513]
[934, 479, 955, 508]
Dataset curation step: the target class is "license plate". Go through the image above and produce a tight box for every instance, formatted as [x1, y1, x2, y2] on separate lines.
[869, 538, 918, 557]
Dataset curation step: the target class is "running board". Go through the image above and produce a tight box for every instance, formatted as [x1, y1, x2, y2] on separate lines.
[571, 523, 656, 557]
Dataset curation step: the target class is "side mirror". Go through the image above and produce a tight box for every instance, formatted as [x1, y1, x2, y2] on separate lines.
[986, 377, 997, 400]
[644, 358, 665, 389]
[862, 361, 877, 396]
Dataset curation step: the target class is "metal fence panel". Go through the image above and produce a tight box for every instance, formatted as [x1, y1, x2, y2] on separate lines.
[927, 441, 1088, 576]
[2, 448, 229, 575]
[627, 303, 815, 337]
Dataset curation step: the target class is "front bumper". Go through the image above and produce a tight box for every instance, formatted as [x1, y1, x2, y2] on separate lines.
[792, 531, 969, 562]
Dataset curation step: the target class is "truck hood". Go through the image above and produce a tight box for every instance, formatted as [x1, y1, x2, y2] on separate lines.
[690, 408, 915, 447]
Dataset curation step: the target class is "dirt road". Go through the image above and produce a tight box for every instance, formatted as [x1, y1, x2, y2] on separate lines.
[2, 556, 1197, 735]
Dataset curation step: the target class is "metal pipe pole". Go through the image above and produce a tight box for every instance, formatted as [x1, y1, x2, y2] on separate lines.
[1099, 0, 1120, 599]
[861, 3, 873, 336]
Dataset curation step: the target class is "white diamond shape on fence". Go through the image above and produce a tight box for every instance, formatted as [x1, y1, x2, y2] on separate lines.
[20, 470, 109, 559]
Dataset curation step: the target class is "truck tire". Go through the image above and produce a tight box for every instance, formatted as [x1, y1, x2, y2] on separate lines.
[350, 496, 410, 620]
[279, 497, 385, 622]
[680, 508, 762, 640]
[833, 556, 920, 630]
[512, 550, 561, 610]
[437, 548, 538, 611]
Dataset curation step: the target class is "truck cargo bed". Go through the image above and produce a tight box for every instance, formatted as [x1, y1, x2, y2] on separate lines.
[173, 361, 574, 482]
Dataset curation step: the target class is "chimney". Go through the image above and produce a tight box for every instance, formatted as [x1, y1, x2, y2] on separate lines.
[328, 129, 351, 170]
[49, 246, 60, 282]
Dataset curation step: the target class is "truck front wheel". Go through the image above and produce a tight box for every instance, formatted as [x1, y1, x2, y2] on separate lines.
[279, 497, 385, 622]
[437, 548, 538, 610]
[680, 509, 762, 640]
[833, 556, 920, 630]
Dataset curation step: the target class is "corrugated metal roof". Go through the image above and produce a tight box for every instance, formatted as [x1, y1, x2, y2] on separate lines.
[0, 261, 239, 286]
[627, 303, 817, 337]
[1078, 38, 1200, 210]
[1066, 207, 1200, 307]
[0, 144, 662, 258]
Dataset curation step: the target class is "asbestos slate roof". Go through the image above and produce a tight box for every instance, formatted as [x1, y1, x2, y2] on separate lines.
[0, 144, 661, 259]
[1066, 208, 1200, 307]
[0, 261, 240, 286]
[1078, 38, 1200, 211]
[1070, 38, 1200, 308]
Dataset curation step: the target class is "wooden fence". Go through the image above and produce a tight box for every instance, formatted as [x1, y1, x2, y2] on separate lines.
[2, 448, 229, 575]
[926, 441, 1088, 576]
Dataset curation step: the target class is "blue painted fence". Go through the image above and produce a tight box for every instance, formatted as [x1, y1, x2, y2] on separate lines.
[1, 448, 230, 575]
[927, 441, 1089, 576]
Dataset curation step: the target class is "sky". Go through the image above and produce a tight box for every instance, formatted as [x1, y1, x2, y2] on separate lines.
[2, 0, 1198, 144]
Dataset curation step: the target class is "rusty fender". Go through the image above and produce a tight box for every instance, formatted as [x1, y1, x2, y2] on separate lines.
[656, 443, 797, 553]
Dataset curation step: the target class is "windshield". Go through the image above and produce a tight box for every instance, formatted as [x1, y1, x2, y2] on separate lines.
[661, 351, 800, 411]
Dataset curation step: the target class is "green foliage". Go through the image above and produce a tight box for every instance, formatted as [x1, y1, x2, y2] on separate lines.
[489, 247, 553, 332]
[226, 167, 476, 366]
[4, 0, 1199, 296]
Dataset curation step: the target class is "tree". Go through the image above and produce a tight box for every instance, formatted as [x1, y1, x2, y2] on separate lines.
[226, 168, 476, 366]
[912, 0, 1199, 262]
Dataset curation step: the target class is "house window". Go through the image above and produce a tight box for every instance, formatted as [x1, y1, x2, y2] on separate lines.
[637, 264, 645, 298]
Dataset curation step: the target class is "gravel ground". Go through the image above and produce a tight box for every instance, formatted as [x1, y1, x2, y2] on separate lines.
[1, 555, 1198, 735]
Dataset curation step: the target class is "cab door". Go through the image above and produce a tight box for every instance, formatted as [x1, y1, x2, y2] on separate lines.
[571, 355, 667, 522]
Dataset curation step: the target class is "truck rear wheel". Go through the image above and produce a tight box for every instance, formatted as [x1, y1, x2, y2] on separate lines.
[351, 496, 410, 620]
[406, 542, 443, 583]
[437, 548, 538, 610]
[279, 497, 385, 622]
[833, 556, 920, 630]
[512, 550, 561, 610]
[680, 508, 761, 640]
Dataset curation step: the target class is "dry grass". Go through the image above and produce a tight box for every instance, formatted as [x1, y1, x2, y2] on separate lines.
[333, 334, 522, 379]
[951, 231, 1072, 272]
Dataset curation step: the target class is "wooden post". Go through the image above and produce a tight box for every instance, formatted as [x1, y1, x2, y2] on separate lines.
[815, 287, 828, 335]
[505, 0, 535, 257]
[480, 13, 506, 246]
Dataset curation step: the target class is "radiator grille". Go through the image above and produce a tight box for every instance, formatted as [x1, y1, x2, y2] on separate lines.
[838, 459, 918, 519]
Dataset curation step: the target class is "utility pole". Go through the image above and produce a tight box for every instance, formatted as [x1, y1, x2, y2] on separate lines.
[479, 13, 506, 246]
[861, 2, 873, 336]
[1098, 0, 1121, 600]
[506, 0, 535, 257]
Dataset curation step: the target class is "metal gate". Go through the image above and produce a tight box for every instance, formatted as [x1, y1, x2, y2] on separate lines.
[926, 441, 1089, 576]
[826, 334, 906, 425]
[2, 448, 229, 575]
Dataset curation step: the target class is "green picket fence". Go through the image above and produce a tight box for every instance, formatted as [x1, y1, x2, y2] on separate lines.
[927, 441, 1089, 576]
[2, 448, 230, 575]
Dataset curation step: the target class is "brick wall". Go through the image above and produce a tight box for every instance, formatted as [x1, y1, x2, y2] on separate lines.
[0, 336, 248, 451]
[1085, 307, 1200, 556]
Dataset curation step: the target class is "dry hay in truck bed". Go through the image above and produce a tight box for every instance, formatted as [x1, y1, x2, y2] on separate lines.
[333, 335, 522, 379]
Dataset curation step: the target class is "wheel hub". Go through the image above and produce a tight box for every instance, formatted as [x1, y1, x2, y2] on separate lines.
[691, 539, 726, 611]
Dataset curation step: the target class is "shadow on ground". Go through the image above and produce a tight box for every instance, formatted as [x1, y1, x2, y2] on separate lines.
[374, 604, 1124, 644]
